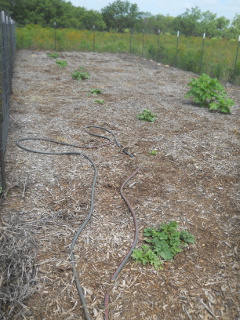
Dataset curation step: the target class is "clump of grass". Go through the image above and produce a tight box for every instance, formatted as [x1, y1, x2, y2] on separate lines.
[0, 224, 37, 319]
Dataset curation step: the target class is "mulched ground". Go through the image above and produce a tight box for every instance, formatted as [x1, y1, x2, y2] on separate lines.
[1, 50, 239, 320]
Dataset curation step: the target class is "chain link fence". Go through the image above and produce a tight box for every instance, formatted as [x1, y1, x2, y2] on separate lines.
[0, 11, 16, 191]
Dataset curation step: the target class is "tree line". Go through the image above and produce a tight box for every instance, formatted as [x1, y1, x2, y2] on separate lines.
[2, 0, 240, 39]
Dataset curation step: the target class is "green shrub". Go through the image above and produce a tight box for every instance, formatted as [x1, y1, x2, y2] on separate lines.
[185, 73, 235, 113]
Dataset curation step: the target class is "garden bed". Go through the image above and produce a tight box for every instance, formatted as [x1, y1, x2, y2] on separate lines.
[1, 50, 239, 320]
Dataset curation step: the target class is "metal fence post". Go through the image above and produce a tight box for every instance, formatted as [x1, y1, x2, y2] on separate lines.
[129, 28, 132, 54]
[175, 31, 180, 67]
[200, 33, 205, 74]
[92, 25, 95, 52]
[0, 11, 16, 192]
[142, 29, 145, 57]
[232, 35, 240, 81]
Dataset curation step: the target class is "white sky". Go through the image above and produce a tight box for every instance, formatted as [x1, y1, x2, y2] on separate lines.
[69, 0, 239, 21]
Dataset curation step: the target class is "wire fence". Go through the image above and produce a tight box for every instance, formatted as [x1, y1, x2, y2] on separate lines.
[16, 25, 240, 84]
[0, 11, 16, 191]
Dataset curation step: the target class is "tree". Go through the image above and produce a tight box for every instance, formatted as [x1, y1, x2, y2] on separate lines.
[216, 16, 230, 31]
[81, 10, 106, 30]
[101, 0, 142, 32]
[173, 7, 202, 36]
[144, 14, 175, 34]
[232, 14, 240, 30]
[200, 11, 218, 38]
[223, 14, 240, 39]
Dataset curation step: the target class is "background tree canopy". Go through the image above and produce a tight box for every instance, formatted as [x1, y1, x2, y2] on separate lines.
[1, 0, 239, 38]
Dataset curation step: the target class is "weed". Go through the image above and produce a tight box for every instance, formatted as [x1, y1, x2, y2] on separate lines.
[71, 67, 90, 81]
[137, 109, 157, 122]
[90, 88, 103, 95]
[48, 52, 59, 58]
[56, 60, 67, 67]
[94, 99, 105, 105]
[185, 73, 235, 113]
[132, 221, 195, 270]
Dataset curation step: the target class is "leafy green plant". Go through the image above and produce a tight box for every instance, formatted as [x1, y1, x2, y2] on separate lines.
[185, 73, 235, 113]
[94, 99, 105, 105]
[71, 67, 90, 81]
[132, 221, 195, 269]
[90, 88, 103, 95]
[56, 60, 67, 67]
[48, 52, 59, 58]
[137, 109, 157, 122]
[132, 244, 163, 269]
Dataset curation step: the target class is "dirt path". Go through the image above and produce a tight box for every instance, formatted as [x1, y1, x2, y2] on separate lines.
[1, 50, 240, 320]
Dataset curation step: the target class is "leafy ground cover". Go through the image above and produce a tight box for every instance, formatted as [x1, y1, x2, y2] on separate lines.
[1, 50, 239, 320]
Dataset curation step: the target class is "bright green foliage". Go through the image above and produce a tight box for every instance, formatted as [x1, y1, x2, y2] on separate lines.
[185, 73, 235, 113]
[150, 150, 157, 155]
[94, 99, 105, 105]
[71, 67, 90, 81]
[90, 88, 103, 95]
[131, 245, 163, 269]
[56, 60, 67, 67]
[132, 221, 195, 269]
[137, 109, 157, 122]
[101, 0, 143, 32]
[48, 52, 59, 58]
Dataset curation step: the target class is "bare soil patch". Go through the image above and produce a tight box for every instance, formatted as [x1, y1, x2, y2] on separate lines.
[1, 50, 240, 320]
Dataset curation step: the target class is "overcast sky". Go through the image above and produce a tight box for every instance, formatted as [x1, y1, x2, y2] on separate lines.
[69, 0, 239, 21]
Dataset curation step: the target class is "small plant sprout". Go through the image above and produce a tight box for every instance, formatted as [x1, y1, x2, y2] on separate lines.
[185, 73, 235, 113]
[56, 60, 67, 67]
[71, 67, 90, 81]
[132, 221, 195, 270]
[94, 99, 105, 105]
[48, 52, 59, 58]
[90, 88, 103, 95]
[137, 109, 157, 122]
[150, 150, 157, 155]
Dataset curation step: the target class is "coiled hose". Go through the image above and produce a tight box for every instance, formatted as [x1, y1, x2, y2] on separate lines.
[16, 126, 138, 320]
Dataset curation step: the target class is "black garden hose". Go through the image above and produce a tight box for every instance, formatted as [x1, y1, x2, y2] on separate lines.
[16, 126, 136, 320]
[104, 167, 140, 320]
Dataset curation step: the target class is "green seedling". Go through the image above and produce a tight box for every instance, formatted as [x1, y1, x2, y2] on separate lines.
[132, 221, 195, 270]
[71, 67, 90, 81]
[90, 88, 103, 95]
[94, 99, 105, 105]
[137, 109, 157, 122]
[150, 150, 157, 155]
[185, 73, 235, 113]
[56, 60, 67, 67]
[48, 52, 59, 58]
